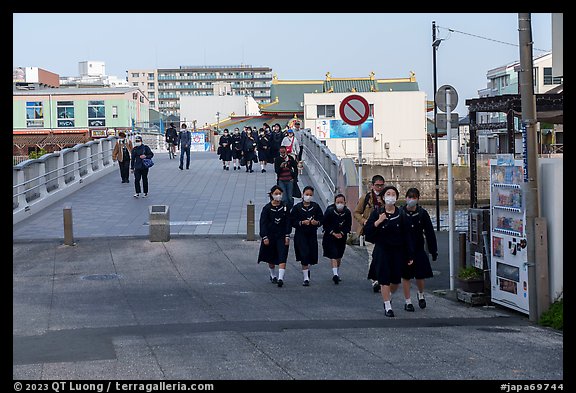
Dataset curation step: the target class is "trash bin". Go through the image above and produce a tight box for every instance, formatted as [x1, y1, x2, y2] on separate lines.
[149, 205, 170, 242]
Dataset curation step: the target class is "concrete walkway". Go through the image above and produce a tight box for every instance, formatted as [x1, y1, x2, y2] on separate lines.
[12, 149, 564, 382]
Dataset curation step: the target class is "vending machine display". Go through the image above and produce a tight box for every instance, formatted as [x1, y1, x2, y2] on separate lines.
[489, 156, 529, 314]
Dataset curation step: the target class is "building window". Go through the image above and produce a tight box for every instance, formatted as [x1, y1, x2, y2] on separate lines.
[26, 101, 43, 128]
[131, 72, 140, 78]
[148, 82, 155, 89]
[57, 101, 75, 127]
[112, 106, 118, 119]
[543, 67, 562, 85]
[87, 100, 106, 127]
[317, 104, 335, 118]
[148, 73, 155, 80]
[132, 82, 139, 87]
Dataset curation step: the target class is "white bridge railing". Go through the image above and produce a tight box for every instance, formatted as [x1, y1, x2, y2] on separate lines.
[13, 136, 120, 225]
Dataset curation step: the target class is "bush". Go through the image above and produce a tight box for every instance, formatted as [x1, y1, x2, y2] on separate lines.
[28, 148, 48, 159]
[457, 266, 482, 280]
[539, 299, 563, 330]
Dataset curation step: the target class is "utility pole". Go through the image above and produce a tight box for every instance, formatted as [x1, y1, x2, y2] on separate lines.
[518, 13, 541, 322]
[432, 21, 441, 231]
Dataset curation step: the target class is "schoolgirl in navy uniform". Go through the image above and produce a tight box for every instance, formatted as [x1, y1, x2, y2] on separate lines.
[290, 186, 323, 286]
[218, 129, 233, 170]
[243, 127, 258, 173]
[321, 194, 352, 285]
[400, 187, 438, 310]
[231, 128, 243, 170]
[257, 128, 271, 173]
[258, 185, 292, 287]
[364, 185, 414, 317]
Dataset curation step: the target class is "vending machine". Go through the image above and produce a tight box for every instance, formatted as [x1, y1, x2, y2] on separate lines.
[489, 155, 529, 314]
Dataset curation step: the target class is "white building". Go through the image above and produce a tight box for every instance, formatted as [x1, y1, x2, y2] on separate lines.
[179, 95, 261, 128]
[304, 91, 428, 164]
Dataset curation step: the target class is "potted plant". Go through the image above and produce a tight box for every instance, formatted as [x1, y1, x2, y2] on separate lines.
[457, 265, 484, 293]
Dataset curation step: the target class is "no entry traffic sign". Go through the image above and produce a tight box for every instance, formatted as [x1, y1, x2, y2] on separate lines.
[339, 94, 370, 126]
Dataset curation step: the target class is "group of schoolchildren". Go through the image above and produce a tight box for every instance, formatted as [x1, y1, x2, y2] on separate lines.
[217, 122, 302, 173]
[258, 173, 438, 318]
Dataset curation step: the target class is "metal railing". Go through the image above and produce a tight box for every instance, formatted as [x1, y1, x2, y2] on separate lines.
[13, 136, 117, 224]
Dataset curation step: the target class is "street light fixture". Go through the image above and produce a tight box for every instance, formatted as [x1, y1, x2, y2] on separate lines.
[432, 21, 442, 231]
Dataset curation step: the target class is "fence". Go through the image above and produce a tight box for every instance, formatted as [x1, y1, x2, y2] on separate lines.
[13, 136, 117, 225]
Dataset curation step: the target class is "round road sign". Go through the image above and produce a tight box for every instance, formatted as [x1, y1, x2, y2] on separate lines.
[435, 84, 458, 112]
[339, 94, 370, 126]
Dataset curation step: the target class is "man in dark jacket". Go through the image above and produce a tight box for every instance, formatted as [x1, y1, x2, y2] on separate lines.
[165, 123, 179, 159]
[178, 123, 192, 170]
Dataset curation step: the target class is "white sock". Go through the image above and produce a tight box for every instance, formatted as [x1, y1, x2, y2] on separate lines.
[405, 298, 412, 305]
[418, 291, 425, 300]
[303, 270, 309, 280]
[332, 267, 338, 276]
[260, 162, 264, 170]
[384, 300, 392, 311]
[278, 268, 285, 280]
[269, 267, 276, 278]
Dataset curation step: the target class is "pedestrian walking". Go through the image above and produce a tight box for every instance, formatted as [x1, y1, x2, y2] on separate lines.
[243, 129, 258, 173]
[400, 187, 438, 310]
[274, 145, 298, 211]
[269, 123, 284, 162]
[257, 185, 292, 288]
[130, 135, 154, 198]
[290, 186, 323, 286]
[231, 128, 243, 170]
[322, 193, 352, 285]
[218, 129, 233, 170]
[178, 122, 192, 170]
[257, 127, 271, 173]
[281, 127, 300, 159]
[363, 185, 414, 317]
[112, 131, 133, 183]
[165, 122, 179, 159]
[353, 174, 386, 292]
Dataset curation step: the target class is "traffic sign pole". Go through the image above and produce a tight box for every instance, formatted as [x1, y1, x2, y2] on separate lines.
[358, 125, 362, 198]
[339, 94, 370, 199]
[446, 87, 454, 291]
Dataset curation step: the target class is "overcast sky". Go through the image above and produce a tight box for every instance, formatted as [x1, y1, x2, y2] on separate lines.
[13, 13, 554, 115]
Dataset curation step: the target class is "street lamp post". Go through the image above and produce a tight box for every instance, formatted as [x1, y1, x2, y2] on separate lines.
[432, 21, 441, 231]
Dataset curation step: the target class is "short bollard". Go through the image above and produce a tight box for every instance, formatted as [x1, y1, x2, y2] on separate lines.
[246, 201, 255, 241]
[149, 205, 170, 242]
[459, 232, 467, 270]
[63, 205, 75, 246]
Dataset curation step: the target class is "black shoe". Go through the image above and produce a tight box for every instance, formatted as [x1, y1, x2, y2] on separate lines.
[303, 280, 310, 287]
[277, 279, 283, 287]
[332, 275, 340, 285]
[223, 165, 226, 170]
[186, 167, 189, 170]
[418, 297, 426, 309]
[233, 166, 236, 170]
[404, 303, 415, 312]
[385, 309, 395, 317]
[372, 282, 380, 293]
[262, 169, 266, 173]
[270, 276, 278, 284]
[179, 166, 183, 170]
[225, 167, 229, 170]
[249, 169, 254, 173]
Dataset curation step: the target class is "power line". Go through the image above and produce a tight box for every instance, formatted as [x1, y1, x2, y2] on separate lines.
[437, 25, 550, 52]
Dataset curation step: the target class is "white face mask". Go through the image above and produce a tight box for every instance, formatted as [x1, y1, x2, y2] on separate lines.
[303, 195, 313, 203]
[336, 203, 345, 211]
[134, 141, 142, 146]
[406, 198, 418, 208]
[384, 196, 396, 205]
[119, 138, 125, 142]
[272, 194, 283, 202]
[373, 190, 380, 196]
